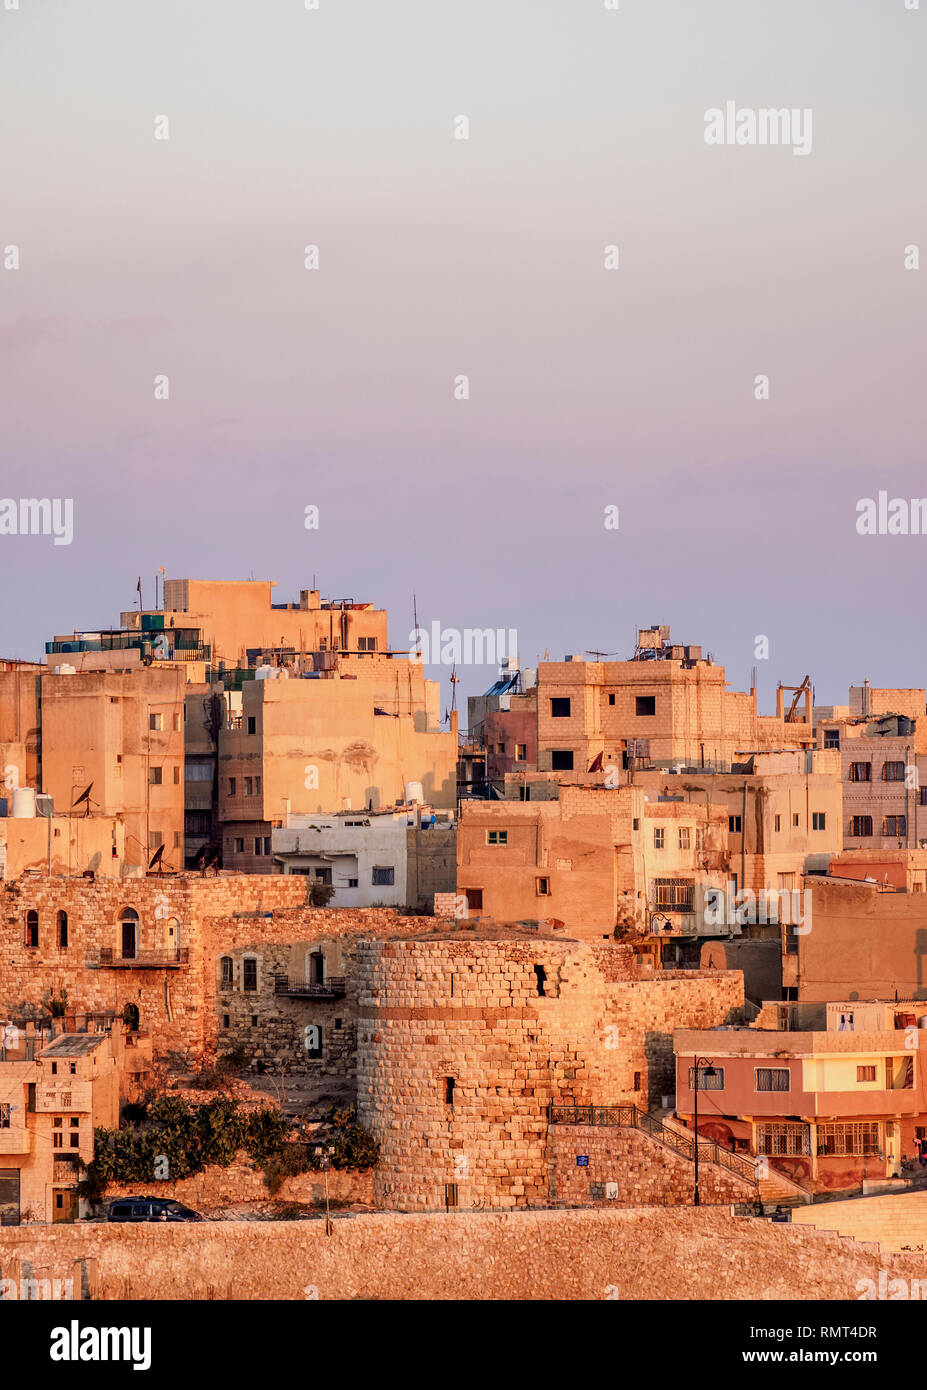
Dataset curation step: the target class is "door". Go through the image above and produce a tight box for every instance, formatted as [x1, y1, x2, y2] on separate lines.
[121, 917, 138, 959]
[0, 1170, 20, 1226]
[53, 1189, 78, 1223]
[885, 1121, 901, 1176]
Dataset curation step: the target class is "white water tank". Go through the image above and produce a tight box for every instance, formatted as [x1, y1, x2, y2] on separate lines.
[12, 787, 36, 818]
[404, 781, 424, 805]
[54, 664, 76, 675]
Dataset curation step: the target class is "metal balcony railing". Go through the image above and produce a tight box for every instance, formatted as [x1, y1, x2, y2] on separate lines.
[273, 975, 346, 999]
[97, 948, 189, 969]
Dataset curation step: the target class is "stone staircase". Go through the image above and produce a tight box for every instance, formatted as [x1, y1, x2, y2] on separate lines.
[655, 1109, 812, 1210]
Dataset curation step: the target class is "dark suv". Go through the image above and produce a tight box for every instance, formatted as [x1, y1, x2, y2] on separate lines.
[107, 1197, 203, 1223]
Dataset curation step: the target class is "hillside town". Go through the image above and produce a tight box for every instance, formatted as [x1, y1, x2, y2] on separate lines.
[1, 578, 927, 1300]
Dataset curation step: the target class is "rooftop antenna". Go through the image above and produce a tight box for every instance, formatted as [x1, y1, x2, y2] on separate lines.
[586, 650, 618, 659]
[449, 663, 458, 715]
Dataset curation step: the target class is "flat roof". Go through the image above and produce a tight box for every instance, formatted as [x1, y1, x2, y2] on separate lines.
[38, 1034, 108, 1057]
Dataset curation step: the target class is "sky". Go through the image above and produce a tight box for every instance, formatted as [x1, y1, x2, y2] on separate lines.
[0, 0, 925, 718]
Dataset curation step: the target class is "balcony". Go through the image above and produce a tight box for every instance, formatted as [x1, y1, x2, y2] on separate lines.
[273, 975, 346, 1000]
[97, 948, 189, 969]
[0, 1125, 32, 1155]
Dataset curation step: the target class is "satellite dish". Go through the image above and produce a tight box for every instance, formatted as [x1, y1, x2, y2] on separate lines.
[147, 844, 165, 872]
[71, 783, 93, 808]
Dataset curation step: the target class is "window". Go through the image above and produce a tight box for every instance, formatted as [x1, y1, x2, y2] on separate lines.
[920, 787, 927, 807]
[774, 814, 781, 832]
[653, 827, 665, 849]
[0, 1104, 9, 1128]
[466, 889, 483, 911]
[243, 958, 257, 992]
[849, 762, 872, 783]
[812, 812, 826, 831]
[222, 1015, 230, 1029]
[883, 816, 907, 837]
[69, 1063, 76, 1075]
[372, 866, 395, 886]
[792, 813, 800, 827]
[882, 761, 905, 782]
[515, 744, 527, 762]
[688, 1066, 723, 1090]
[635, 696, 656, 717]
[756, 1122, 810, 1157]
[633, 1072, 641, 1090]
[817, 1121, 879, 1157]
[536, 877, 550, 896]
[24, 909, 38, 948]
[444, 1077, 455, 1105]
[728, 815, 742, 834]
[148, 832, 164, 851]
[51, 1063, 57, 1075]
[245, 777, 253, 796]
[149, 712, 163, 731]
[652, 878, 694, 910]
[254, 837, 263, 856]
[263, 837, 270, 855]
[173, 765, 180, 785]
[148, 766, 162, 785]
[229, 778, 237, 796]
[173, 712, 182, 731]
[255, 777, 262, 794]
[220, 956, 233, 989]
[53, 1131, 63, 1149]
[496, 743, 505, 755]
[678, 827, 691, 850]
[358, 636, 377, 652]
[534, 964, 547, 996]
[755, 1068, 790, 1093]
[247, 716, 256, 735]
[849, 815, 873, 837]
[234, 838, 245, 854]
[445, 1183, 458, 1209]
[486, 830, 508, 845]
[550, 698, 571, 718]
[551, 750, 574, 771]
[823, 729, 840, 749]
[857, 1065, 876, 1082]
[608, 693, 616, 706]
[61, 1093, 71, 1109]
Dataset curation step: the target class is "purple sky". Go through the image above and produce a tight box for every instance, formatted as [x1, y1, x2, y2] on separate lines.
[1, 0, 925, 716]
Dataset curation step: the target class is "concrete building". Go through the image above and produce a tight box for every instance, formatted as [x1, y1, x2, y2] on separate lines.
[0, 1021, 150, 1224]
[218, 655, 456, 871]
[783, 876, 927, 1002]
[815, 696, 927, 851]
[532, 627, 814, 777]
[135, 579, 389, 670]
[40, 667, 185, 872]
[676, 1007, 927, 1194]
[271, 805, 456, 910]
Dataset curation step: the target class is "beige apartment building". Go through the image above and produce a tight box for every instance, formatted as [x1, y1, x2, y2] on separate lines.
[814, 688, 927, 851]
[534, 628, 814, 777]
[128, 579, 389, 670]
[218, 655, 456, 871]
[456, 784, 736, 949]
[0, 1023, 149, 1224]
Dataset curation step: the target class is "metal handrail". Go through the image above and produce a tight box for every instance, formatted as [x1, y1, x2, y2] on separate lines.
[548, 1104, 758, 1185]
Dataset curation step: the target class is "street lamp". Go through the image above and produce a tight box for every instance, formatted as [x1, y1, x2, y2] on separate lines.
[692, 1055, 716, 1207]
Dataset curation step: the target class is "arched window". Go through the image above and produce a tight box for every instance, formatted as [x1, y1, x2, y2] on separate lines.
[24, 910, 38, 949]
[122, 1003, 140, 1032]
[220, 956, 233, 989]
[118, 908, 139, 961]
[57, 911, 68, 950]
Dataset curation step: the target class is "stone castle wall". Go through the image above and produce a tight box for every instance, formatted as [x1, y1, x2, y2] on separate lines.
[356, 936, 743, 1210]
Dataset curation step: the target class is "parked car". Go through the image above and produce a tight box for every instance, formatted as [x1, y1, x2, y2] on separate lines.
[107, 1197, 203, 1223]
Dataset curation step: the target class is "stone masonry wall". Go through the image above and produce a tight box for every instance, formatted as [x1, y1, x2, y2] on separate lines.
[549, 1124, 755, 1207]
[0, 1206, 922, 1301]
[356, 935, 743, 1211]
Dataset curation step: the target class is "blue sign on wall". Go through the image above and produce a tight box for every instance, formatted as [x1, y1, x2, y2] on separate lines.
[576, 1155, 589, 1167]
